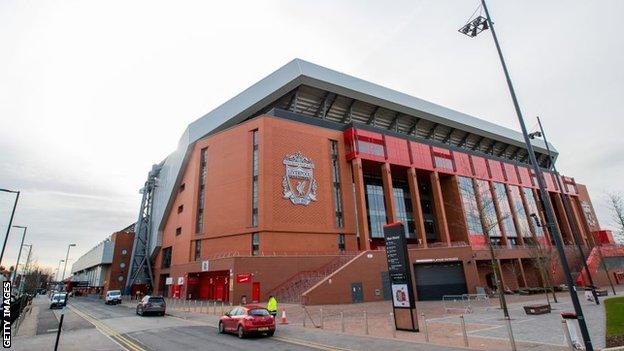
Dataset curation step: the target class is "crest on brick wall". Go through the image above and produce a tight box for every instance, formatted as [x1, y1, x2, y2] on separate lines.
[282, 152, 317, 205]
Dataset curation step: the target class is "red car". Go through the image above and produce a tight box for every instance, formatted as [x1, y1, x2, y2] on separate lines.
[218, 305, 275, 338]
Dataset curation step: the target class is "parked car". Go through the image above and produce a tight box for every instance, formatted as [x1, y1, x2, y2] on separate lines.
[136, 295, 166, 316]
[105, 290, 122, 305]
[49, 293, 66, 309]
[218, 305, 275, 338]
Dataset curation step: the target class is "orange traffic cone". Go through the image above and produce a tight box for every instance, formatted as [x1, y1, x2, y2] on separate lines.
[280, 309, 289, 324]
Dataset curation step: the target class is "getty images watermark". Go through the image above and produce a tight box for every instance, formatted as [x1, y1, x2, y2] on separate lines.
[2, 281, 11, 348]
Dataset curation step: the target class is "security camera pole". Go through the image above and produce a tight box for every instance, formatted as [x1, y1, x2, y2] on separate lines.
[459, 1, 594, 349]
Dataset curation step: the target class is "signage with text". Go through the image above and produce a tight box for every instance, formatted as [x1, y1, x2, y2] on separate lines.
[236, 273, 252, 283]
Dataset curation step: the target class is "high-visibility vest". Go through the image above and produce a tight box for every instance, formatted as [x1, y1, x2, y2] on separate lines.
[267, 297, 277, 312]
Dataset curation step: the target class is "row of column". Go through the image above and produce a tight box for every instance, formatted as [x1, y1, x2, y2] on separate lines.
[350, 158, 590, 251]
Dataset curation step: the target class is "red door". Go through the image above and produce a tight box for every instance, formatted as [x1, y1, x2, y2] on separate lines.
[252, 282, 260, 303]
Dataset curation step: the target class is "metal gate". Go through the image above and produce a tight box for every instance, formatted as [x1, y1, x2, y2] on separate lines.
[414, 261, 468, 301]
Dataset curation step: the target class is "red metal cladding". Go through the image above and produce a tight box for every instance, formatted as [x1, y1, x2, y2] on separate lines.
[503, 163, 519, 185]
[543, 172, 558, 192]
[384, 135, 411, 166]
[488, 159, 505, 182]
[453, 151, 473, 177]
[471, 156, 490, 180]
[410, 142, 434, 170]
[517, 166, 533, 187]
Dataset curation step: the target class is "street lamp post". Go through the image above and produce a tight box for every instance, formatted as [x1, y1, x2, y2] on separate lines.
[459, 2, 594, 349]
[0, 188, 20, 267]
[61, 244, 76, 289]
[11, 225, 27, 285]
[56, 259, 64, 282]
[530, 117, 601, 304]
[19, 244, 32, 295]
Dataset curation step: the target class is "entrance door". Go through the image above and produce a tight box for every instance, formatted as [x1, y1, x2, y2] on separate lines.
[252, 282, 260, 303]
[381, 271, 392, 300]
[414, 261, 468, 300]
[351, 282, 364, 303]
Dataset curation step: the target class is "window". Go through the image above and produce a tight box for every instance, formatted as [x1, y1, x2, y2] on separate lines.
[338, 234, 346, 252]
[475, 180, 502, 238]
[176, 227, 182, 236]
[393, 181, 415, 238]
[357, 140, 384, 157]
[458, 177, 482, 235]
[194, 240, 201, 261]
[492, 182, 517, 239]
[177, 205, 184, 214]
[251, 130, 259, 227]
[251, 233, 259, 256]
[504, 185, 529, 238]
[364, 176, 387, 238]
[433, 155, 453, 170]
[161, 247, 172, 268]
[330, 140, 344, 228]
[523, 187, 544, 236]
[196, 147, 208, 233]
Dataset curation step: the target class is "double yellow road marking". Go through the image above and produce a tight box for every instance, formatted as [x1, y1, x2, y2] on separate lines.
[273, 336, 355, 351]
[69, 305, 147, 351]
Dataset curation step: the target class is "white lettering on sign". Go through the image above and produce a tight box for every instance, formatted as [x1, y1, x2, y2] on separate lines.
[201, 261, 210, 272]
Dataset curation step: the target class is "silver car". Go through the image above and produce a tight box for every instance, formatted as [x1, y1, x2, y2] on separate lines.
[136, 295, 166, 316]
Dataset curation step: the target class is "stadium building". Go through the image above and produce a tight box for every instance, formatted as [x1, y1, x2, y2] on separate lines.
[126, 59, 623, 305]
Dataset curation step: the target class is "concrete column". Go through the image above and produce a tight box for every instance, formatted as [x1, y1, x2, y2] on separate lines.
[504, 184, 526, 246]
[407, 168, 427, 247]
[430, 171, 451, 245]
[490, 181, 510, 246]
[351, 158, 371, 250]
[553, 193, 575, 245]
[381, 163, 398, 224]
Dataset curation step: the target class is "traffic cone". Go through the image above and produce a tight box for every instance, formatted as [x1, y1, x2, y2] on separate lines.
[280, 309, 289, 324]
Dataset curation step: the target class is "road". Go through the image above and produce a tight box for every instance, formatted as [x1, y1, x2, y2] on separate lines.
[13, 295, 470, 351]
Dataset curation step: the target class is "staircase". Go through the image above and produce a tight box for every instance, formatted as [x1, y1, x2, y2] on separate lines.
[269, 254, 356, 304]
[576, 245, 624, 285]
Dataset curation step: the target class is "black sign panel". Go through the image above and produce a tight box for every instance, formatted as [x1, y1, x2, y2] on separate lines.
[384, 222, 416, 309]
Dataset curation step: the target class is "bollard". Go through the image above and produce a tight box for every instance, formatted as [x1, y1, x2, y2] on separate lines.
[302, 311, 306, 328]
[320, 308, 324, 329]
[364, 310, 369, 335]
[504, 316, 517, 351]
[460, 314, 469, 347]
[340, 312, 345, 333]
[561, 320, 574, 351]
[194, 300, 197, 312]
[390, 312, 396, 338]
[220, 301, 224, 315]
[200, 300, 204, 313]
[422, 312, 429, 342]
[212, 301, 216, 315]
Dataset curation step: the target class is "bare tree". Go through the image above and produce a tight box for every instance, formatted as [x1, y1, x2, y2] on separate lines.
[607, 192, 624, 243]
[526, 241, 558, 305]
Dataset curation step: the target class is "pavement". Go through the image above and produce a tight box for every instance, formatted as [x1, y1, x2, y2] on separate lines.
[11, 295, 470, 351]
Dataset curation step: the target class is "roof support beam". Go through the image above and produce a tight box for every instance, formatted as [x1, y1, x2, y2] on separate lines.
[315, 92, 337, 119]
[426, 123, 439, 139]
[457, 132, 471, 148]
[367, 106, 380, 125]
[509, 147, 522, 160]
[388, 113, 400, 132]
[442, 128, 455, 144]
[340, 99, 356, 123]
[472, 136, 485, 151]
[407, 118, 420, 136]
[486, 140, 497, 154]
[497, 144, 513, 157]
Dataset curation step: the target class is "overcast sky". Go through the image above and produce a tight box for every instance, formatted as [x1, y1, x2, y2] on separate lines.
[1, 0, 623, 275]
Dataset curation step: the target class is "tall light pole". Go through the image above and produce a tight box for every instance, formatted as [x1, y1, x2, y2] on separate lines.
[0, 188, 20, 267]
[61, 243, 76, 288]
[11, 225, 27, 284]
[19, 244, 32, 294]
[459, 2, 594, 349]
[56, 259, 64, 282]
[529, 117, 600, 304]
[532, 117, 616, 297]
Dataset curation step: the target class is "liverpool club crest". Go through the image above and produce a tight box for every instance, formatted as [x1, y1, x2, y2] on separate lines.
[282, 152, 317, 205]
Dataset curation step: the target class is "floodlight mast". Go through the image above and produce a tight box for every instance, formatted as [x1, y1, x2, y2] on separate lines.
[458, 1, 594, 350]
